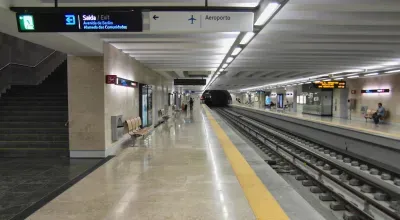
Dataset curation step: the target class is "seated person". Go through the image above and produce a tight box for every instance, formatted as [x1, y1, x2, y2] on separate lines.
[372, 103, 385, 124]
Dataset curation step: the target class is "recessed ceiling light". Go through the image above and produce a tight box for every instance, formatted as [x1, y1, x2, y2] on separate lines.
[342, 69, 362, 73]
[347, 75, 359, 78]
[222, 64, 228, 68]
[385, 69, 400, 73]
[383, 62, 399, 66]
[240, 32, 255, 45]
[226, 57, 234, 63]
[254, 2, 280, 26]
[364, 65, 382, 70]
[231, 47, 242, 56]
[364, 73, 379, 76]
[345, 73, 359, 76]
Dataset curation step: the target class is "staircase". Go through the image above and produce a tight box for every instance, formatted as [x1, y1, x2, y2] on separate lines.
[0, 61, 69, 157]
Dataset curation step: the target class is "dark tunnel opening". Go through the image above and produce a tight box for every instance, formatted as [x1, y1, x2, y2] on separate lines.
[202, 90, 232, 107]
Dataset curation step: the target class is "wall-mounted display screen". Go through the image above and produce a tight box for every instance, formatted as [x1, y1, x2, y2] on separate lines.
[313, 81, 346, 89]
[277, 94, 284, 108]
[265, 96, 271, 105]
[16, 11, 142, 32]
[361, 89, 390, 93]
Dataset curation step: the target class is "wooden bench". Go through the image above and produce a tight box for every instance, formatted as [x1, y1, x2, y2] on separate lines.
[364, 109, 389, 123]
[126, 117, 150, 137]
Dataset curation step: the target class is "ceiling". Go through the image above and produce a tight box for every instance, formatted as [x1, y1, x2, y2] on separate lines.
[5, 0, 400, 92]
[212, 0, 400, 90]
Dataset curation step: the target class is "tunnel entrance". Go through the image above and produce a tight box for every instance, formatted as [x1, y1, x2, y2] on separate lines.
[202, 90, 232, 107]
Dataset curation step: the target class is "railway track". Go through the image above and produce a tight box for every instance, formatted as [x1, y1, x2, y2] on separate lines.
[215, 108, 400, 220]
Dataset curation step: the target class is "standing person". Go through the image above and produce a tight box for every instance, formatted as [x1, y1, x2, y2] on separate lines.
[373, 103, 385, 124]
[189, 97, 194, 111]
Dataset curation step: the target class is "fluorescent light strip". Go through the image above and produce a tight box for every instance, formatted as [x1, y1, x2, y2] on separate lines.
[255, 2, 281, 26]
[323, 79, 331, 81]
[222, 64, 228, 68]
[383, 62, 399, 66]
[364, 73, 379, 76]
[334, 78, 344, 80]
[240, 32, 255, 45]
[364, 65, 382, 70]
[345, 73, 359, 76]
[231, 47, 242, 56]
[385, 69, 400, 73]
[226, 57, 234, 63]
[348, 75, 359, 78]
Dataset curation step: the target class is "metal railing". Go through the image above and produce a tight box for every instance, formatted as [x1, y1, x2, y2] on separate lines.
[0, 50, 57, 72]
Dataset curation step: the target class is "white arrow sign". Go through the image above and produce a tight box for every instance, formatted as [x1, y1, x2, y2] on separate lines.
[149, 11, 253, 32]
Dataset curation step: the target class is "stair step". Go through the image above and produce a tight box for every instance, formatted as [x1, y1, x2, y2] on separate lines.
[0, 111, 68, 116]
[0, 101, 67, 106]
[0, 96, 67, 100]
[0, 115, 67, 122]
[0, 141, 69, 148]
[0, 106, 67, 111]
[4, 93, 67, 97]
[0, 134, 68, 141]
[0, 148, 69, 158]
[0, 122, 66, 128]
[0, 128, 68, 134]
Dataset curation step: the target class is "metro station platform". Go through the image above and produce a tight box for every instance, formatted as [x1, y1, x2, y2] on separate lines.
[231, 104, 400, 141]
[27, 104, 324, 220]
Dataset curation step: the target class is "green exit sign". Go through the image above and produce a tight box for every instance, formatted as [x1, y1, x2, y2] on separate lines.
[18, 15, 35, 31]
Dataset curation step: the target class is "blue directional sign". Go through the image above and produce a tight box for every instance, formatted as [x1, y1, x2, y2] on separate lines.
[16, 11, 143, 32]
[65, 14, 76, 26]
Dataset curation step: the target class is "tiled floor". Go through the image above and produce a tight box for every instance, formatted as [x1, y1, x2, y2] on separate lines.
[0, 158, 101, 220]
[27, 106, 256, 220]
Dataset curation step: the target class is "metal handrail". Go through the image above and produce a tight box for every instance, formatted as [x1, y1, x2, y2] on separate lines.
[0, 50, 57, 71]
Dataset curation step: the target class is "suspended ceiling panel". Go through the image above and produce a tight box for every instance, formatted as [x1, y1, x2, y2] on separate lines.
[211, 0, 400, 90]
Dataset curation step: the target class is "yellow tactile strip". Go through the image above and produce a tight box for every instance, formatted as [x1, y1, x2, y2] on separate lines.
[203, 105, 289, 220]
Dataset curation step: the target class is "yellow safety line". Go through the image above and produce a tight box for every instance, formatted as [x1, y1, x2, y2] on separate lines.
[202, 105, 289, 220]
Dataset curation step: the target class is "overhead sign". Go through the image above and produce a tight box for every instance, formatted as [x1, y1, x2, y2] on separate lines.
[361, 89, 390, 94]
[149, 11, 253, 32]
[174, 79, 206, 86]
[16, 11, 142, 32]
[105, 75, 138, 88]
[313, 81, 346, 89]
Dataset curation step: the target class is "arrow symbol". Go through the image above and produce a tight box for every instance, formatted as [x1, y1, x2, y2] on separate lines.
[153, 15, 159, 20]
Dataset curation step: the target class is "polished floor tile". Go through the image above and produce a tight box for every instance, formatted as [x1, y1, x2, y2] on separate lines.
[0, 158, 101, 220]
[28, 106, 255, 220]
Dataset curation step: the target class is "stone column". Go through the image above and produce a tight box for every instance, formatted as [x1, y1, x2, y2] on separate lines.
[67, 55, 106, 158]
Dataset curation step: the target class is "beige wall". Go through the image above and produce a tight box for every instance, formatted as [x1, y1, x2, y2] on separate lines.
[68, 45, 170, 157]
[103, 44, 170, 150]
[68, 56, 105, 152]
[347, 73, 400, 123]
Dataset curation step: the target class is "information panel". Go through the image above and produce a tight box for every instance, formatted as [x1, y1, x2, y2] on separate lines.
[313, 81, 346, 89]
[361, 89, 390, 93]
[16, 11, 142, 32]
[150, 11, 253, 32]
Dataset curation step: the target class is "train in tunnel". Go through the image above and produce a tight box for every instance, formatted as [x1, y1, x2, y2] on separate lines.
[202, 90, 232, 107]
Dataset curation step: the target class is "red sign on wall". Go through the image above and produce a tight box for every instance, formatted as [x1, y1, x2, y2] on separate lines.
[105, 75, 117, 84]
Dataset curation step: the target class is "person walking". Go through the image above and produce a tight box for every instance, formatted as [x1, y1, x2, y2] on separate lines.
[189, 97, 194, 111]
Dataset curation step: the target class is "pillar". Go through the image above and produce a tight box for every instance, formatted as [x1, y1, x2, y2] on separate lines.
[67, 55, 106, 158]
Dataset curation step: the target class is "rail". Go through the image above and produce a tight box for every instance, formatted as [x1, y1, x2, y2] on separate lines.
[215, 107, 400, 220]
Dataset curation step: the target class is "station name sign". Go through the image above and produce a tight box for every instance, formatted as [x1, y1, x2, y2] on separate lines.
[361, 89, 390, 94]
[16, 11, 142, 32]
[313, 81, 346, 89]
[105, 75, 137, 88]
